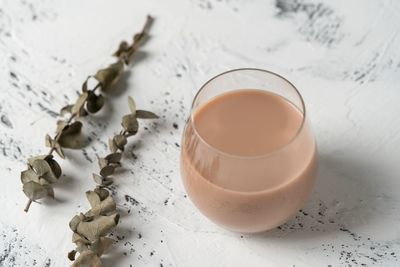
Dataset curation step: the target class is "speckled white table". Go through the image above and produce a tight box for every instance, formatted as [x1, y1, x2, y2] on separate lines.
[0, 0, 399, 266]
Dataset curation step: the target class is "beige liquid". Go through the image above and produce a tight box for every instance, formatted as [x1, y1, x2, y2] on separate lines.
[181, 89, 317, 233]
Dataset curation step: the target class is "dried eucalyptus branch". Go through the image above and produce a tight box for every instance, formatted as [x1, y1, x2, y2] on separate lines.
[68, 96, 158, 266]
[21, 15, 154, 212]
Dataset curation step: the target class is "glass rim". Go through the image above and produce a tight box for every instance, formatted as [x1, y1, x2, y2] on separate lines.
[189, 68, 307, 160]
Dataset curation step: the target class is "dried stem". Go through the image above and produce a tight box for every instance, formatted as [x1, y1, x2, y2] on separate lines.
[24, 199, 32, 213]
[22, 15, 153, 213]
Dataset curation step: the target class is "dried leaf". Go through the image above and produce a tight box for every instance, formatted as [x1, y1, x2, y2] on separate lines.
[90, 237, 115, 256]
[113, 41, 129, 57]
[30, 159, 50, 176]
[23, 181, 48, 200]
[68, 250, 77, 261]
[75, 242, 89, 253]
[71, 250, 102, 267]
[100, 178, 113, 187]
[108, 138, 118, 153]
[95, 61, 124, 92]
[47, 157, 62, 178]
[77, 213, 120, 241]
[98, 158, 108, 169]
[21, 169, 40, 184]
[81, 213, 94, 222]
[105, 153, 122, 163]
[70, 215, 82, 232]
[56, 120, 68, 134]
[60, 104, 73, 116]
[27, 155, 47, 165]
[91, 196, 116, 216]
[59, 121, 83, 149]
[127, 96, 136, 115]
[121, 114, 138, 133]
[86, 92, 105, 113]
[72, 232, 90, 245]
[31, 159, 58, 183]
[72, 92, 89, 114]
[92, 174, 103, 185]
[136, 110, 159, 119]
[82, 77, 90, 92]
[45, 134, 52, 147]
[44, 184, 55, 199]
[94, 188, 109, 201]
[100, 165, 115, 177]
[55, 145, 65, 159]
[86, 191, 101, 208]
[113, 135, 127, 150]
[79, 108, 88, 117]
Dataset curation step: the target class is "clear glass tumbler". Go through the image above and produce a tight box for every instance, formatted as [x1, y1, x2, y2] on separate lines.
[180, 68, 317, 233]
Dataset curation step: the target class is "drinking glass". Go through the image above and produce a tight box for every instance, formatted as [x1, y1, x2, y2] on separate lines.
[180, 68, 317, 233]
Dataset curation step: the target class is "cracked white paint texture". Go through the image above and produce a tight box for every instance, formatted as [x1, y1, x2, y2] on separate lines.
[0, 0, 399, 266]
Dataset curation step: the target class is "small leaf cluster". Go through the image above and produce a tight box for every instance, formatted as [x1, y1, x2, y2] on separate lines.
[21, 155, 61, 211]
[67, 188, 118, 265]
[68, 96, 157, 266]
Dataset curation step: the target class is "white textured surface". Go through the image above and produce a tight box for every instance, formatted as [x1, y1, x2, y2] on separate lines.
[0, 0, 399, 266]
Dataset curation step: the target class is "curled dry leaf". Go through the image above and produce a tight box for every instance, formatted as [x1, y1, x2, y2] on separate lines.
[58, 121, 83, 149]
[105, 152, 122, 163]
[86, 92, 105, 113]
[121, 114, 138, 133]
[45, 134, 52, 148]
[47, 158, 62, 178]
[92, 174, 103, 185]
[60, 104, 73, 116]
[99, 178, 113, 188]
[21, 169, 40, 184]
[89, 237, 115, 257]
[97, 158, 108, 170]
[108, 138, 118, 153]
[31, 159, 59, 183]
[136, 110, 159, 119]
[56, 120, 68, 134]
[90, 196, 116, 216]
[77, 213, 120, 241]
[95, 61, 124, 92]
[82, 77, 90, 92]
[86, 191, 101, 208]
[71, 250, 102, 267]
[70, 215, 82, 232]
[94, 188, 109, 201]
[128, 96, 136, 115]
[113, 41, 129, 58]
[45, 185, 55, 199]
[72, 92, 89, 115]
[55, 145, 65, 159]
[72, 232, 91, 245]
[113, 135, 127, 150]
[23, 181, 50, 201]
[99, 165, 115, 177]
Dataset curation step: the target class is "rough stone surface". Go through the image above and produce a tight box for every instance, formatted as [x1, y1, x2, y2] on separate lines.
[0, 0, 399, 266]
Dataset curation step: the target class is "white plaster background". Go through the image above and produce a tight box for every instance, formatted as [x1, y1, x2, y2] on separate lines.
[0, 0, 399, 266]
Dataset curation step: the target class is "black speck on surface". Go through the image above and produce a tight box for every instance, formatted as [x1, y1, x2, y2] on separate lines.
[9, 72, 18, 80]
[125, 195, 139, 206]
[173, 123, 179, 129]
[37, 103, 58, 118]
[1, 115, 13, 128]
